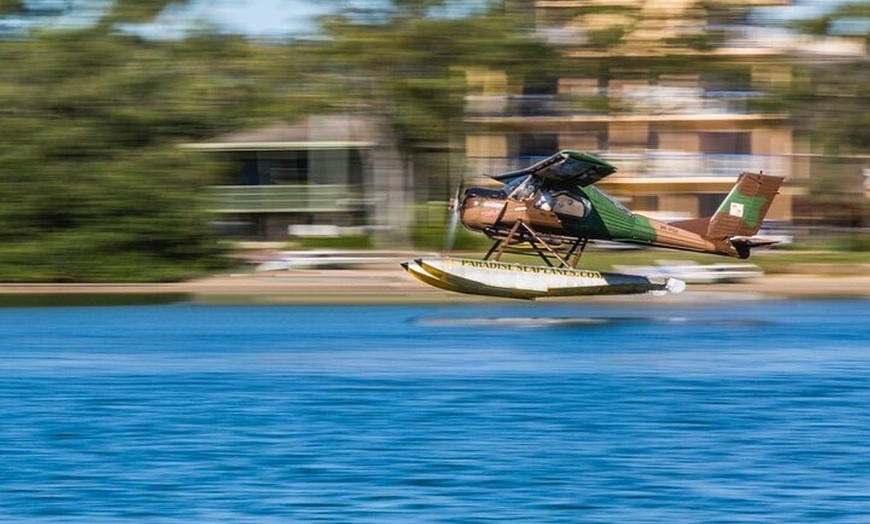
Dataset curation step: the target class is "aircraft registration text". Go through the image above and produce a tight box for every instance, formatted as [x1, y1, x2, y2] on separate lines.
[458, 259, 602, 279]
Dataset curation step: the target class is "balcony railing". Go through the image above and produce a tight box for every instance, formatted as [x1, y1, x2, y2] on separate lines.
[466, 153, 790, 179]
[465, 89, 765, 117]
[601, 153, 790, 178]
[204, 184, 364, 214]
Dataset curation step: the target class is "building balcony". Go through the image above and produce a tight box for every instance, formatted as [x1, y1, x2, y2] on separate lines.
[465, 89, 766, 118]
[602, 152, 790, 178]
[204, 184, 365, 214]
[466, 153, 790, 181]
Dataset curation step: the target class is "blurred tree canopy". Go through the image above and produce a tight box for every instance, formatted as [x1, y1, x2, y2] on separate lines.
[105, 0, 186, 24]
[0, 0, 559, 281]
[316, 0, 559, 152]
[0, 24, 281, 281]
[0, 0, 24, 15]
[787, 2, 869, 156]
[781, 3, 869, 225]
[789, 2, 870, 38]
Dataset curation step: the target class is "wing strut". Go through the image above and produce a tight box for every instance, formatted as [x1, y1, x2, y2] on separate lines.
[566, 237, 589, 268]
[482, 221, 590, 270]
[484, 220, 523, 262]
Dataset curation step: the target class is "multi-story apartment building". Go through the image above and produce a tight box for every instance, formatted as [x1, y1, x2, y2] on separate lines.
[465, 0, 799, 223]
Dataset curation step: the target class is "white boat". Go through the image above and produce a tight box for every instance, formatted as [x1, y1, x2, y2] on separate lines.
[613, 260, 763, 284]
[256, 250, 412, 271]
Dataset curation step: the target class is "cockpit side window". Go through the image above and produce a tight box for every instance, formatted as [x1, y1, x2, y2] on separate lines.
[501, 175, 526, 197]
[533, 188, 555, 211]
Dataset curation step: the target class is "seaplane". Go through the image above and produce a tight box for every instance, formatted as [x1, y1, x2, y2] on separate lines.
[402, 150, 783, 299]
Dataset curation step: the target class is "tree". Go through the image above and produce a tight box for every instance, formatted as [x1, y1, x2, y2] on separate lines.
[0, 0, 24, 15]
[105, 0, 185, 23]
[779, 3, 870, 229]
[0, 0, 568, 279]
[0, 20, 281, 281]
[786, 3, 869, 156]
[314, 1, 561, 161]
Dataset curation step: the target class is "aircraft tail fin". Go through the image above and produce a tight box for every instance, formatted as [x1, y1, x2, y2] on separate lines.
[706, 172, 784, 239]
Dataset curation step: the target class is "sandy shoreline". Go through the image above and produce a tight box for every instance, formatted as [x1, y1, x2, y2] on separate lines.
[0, 269, 868, 305]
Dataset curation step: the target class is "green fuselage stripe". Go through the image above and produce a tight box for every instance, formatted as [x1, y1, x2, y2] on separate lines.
[572, 186, 657, 243]
[717, 190, 769, 229]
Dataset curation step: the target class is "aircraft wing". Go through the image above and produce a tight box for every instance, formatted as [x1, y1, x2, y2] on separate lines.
[490, 150, 617, 187]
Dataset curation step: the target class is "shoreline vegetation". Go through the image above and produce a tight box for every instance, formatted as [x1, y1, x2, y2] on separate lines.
[0, 250, 868, 306]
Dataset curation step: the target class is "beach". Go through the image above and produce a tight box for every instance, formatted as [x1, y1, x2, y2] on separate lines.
[1, 268, 868, 305]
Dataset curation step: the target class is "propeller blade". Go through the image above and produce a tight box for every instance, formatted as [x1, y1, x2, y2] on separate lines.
[444, 207, 460, 251]
[444, 181, 464, 251]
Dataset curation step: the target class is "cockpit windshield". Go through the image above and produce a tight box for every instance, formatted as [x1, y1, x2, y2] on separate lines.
[502, 175, 542, 201]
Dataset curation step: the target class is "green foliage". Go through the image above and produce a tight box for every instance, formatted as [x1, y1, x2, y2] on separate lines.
[789, 2, 870, 38]
[0, 0, 569, 280]
[587, 27, 626, 49]
[317, 2, 561, 152]
[410, 203, 452, 250]
[785, 4, 869, 161]
[784, 61, 870, 157]
[837, 234, 870, 253]
[106, 0, 184, 23]
[666, 29, 725, 52]
[409, 203, 490, 251]
[790, 17, 832, 36]
[0, 0, 23, 15]
[0, 23, 277, 282]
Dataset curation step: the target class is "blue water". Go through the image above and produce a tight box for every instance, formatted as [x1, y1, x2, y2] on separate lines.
[0, 300, 868, 523]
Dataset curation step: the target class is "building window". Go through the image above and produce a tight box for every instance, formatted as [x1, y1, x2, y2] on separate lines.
[517, 133, 559, 161]
[268, 151, 308, 184]
[632, 195, 659, 212]
[700, 132, 750, 154]
[699, 193, 728, 216]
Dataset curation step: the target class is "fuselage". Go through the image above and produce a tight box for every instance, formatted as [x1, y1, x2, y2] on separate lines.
[458, 179, 740, 257]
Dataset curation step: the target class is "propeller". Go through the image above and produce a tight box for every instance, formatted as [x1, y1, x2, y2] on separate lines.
[444, 181, 464, 252]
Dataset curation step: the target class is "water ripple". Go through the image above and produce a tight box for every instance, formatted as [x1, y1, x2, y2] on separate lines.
[0, 301, 867, 522]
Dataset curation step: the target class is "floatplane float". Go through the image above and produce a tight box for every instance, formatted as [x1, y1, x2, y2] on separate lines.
[402, 258, 684, 300]
[403, 150, 783, 300]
